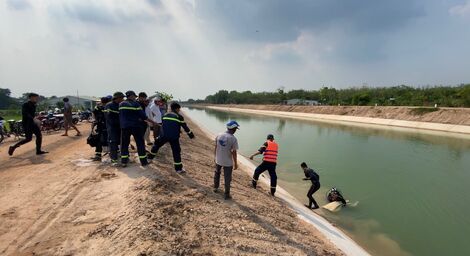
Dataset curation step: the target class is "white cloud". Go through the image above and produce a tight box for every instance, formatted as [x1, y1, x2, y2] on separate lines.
[0, 0, 469, 99]
[449, 1, 470, 17]
[6, 0, 31, 10]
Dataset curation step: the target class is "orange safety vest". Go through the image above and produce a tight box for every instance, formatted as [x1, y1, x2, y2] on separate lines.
[263, 140, 279, 163]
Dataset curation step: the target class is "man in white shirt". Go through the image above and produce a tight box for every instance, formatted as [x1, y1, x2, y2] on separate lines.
[214, 120, 239, 200]
[148, 98, 163, 140]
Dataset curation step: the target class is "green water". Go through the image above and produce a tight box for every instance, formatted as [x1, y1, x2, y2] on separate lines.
[184, 107, 470, 256]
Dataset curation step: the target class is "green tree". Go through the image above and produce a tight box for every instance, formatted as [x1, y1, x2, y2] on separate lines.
[155, 91, 173, 102]
[0, 88, 19, 109]
[56, 101, 65, 109]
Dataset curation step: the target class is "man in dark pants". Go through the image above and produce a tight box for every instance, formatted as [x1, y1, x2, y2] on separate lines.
[301, 162, 321, 209]
[119, 91, 154, 167]
[137, 92, 152, 145]
[213, 120, 240, 200]
[148, 102, 195, 174]
[9, 93, 48, 156]
[91, 96, 111, 161]
[105, 92, 124, 166]
[249, 134, 279, 196]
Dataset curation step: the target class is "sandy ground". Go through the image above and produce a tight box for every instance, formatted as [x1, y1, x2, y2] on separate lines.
[0, 122, 342, 256]
[210, 104, 470, 126]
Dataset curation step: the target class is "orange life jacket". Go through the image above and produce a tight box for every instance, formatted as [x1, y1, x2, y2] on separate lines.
[263, 140, 279, 163]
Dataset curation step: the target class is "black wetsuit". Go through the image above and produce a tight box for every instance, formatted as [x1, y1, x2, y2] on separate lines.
[304, 168, 320, 208]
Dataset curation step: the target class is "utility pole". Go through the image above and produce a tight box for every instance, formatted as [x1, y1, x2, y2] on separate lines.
[77, 90, 80, 110]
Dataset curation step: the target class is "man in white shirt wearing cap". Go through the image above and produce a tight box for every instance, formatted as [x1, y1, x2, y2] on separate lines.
[214, 120, 240, 200]
[148, 97, 163, 141]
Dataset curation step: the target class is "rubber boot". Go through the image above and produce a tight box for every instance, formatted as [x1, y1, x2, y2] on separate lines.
[270, 187, 276, 196]
[8, 146, 16, 156]
[91, 154, 102, 161]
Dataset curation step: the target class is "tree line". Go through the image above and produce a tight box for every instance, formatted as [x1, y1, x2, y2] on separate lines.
[195, 84, 470, 107]
[0, 88, 53, 110]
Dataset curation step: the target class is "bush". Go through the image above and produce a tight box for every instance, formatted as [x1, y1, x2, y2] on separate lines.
[409, 107, 440, 115]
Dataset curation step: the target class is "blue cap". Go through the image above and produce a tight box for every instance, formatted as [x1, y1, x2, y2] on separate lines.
[226, 120, 240, 130]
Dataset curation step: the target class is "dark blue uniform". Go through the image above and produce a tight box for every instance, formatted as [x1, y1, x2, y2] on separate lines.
[148, 112, 193, 171]
[104, 101, 121, 162]
[119, 100, 148, 165]
[137, 100, 149, 135]
[92, 105, 108, 158]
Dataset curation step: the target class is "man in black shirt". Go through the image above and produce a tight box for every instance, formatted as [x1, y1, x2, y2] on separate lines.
[301, 162, 320, 209]
[9, 93, 48, 156]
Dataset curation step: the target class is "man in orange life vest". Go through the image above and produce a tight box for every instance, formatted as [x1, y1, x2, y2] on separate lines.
[249, 134, 279, 196]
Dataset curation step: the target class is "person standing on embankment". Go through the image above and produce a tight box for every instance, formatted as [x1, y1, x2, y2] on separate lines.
[148, 97, 163, 140]
[301, 162, 321, 209]
[91, 96, 111, 161]
[104, 92, 124, 166]
[213, 120, 240, 200]
[148, 102, 195, 174]
[249, 134, 279, 196]
[137, 92, 153, 146]
[119, 91, 154, 167]
[8, 93, 48, 156]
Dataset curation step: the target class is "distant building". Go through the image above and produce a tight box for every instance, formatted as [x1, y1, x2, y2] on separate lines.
[284, 99, 319, 106]
[47, 95, 99, 110]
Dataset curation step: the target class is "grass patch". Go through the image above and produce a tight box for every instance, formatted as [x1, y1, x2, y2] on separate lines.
[0, 109, 22, 131]
[409, 107, 440, 116]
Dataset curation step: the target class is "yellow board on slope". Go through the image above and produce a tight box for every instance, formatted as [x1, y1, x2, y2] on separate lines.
[322, 201, 344, 212]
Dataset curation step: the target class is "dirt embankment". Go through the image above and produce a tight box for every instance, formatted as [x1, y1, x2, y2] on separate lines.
[207, 104, 470, 126]
[0, 122, 342, 256]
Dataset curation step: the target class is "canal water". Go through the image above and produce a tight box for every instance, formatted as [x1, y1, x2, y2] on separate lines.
[184, 107, 470, 256]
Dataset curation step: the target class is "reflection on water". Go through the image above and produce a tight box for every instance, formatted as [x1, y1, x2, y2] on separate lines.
[185, 107, 470, 256]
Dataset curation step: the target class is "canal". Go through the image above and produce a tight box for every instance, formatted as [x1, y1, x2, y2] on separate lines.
[184, 107, 470, 256]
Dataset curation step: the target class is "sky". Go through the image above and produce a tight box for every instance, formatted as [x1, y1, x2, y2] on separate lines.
[1, 0, 470, 100]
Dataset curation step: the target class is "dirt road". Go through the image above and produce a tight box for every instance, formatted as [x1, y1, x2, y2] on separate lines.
[0, 122, 342, 256]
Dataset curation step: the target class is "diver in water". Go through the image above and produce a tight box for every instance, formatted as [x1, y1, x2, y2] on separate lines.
[326, 187, 347, 205]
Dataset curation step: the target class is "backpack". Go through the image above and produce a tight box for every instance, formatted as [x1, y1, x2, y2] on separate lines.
[87, 133, 100, 148]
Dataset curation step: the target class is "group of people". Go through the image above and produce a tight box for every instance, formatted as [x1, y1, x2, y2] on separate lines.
[8, 91, 195, 174]
[213, 120, 324, 208]
[7, 92, 330, 208]
[88, 91, 194, 173]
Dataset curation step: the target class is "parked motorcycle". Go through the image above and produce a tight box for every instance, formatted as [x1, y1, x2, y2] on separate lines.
[79, 111, 93, 122]
[38, 114, 62, 132]
[0, 118, 7, 143]
[7, 120, 25, 138]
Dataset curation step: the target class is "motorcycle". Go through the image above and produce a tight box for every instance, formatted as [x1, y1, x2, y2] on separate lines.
[72, 114, 80, 124]
[38, 114, 62, 132]
[0, 118, 7, 143]
[79, 111, 93, 122]
[7, 120, 25, 138]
